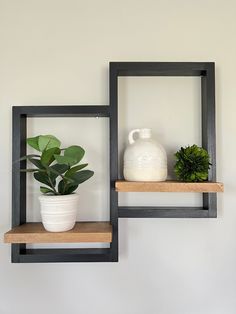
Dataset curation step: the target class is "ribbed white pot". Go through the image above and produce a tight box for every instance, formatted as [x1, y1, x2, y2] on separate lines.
[38, 194, 79, 232]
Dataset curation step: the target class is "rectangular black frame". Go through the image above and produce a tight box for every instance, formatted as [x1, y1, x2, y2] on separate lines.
[109, 62, 217, 218]
[12, 105, 118, 263]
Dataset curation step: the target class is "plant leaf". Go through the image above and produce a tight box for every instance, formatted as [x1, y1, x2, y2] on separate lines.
[58, 180, 79, 195]
[45, 165, 73, 182]
[44, 164, 73, 183]
[40, 186, 55, 194]
[65, 163, 88, 178]
[54, 146, 85, 167]
[64, 146, 85, 164]
[64, 184, 79, 195]
[54, 154, 78, 166]
[38, 135, 61, 152]
[41, 147, 60, 166]
[34, 172, 52, 187]
[28, 158, 44, 169]
[27, 136, 40, 151]
[174, 144, 211, 182]
[58, 180, 66, 194]
[49, 164, 69, 181]
[70, 170, 94, 185]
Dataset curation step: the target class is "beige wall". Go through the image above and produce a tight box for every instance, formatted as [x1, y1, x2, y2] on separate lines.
[0, 1, 235, 313]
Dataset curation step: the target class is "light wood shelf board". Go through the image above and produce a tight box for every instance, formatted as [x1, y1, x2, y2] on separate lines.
[4, 222, 112, 244]
[115, 180, 224, 193]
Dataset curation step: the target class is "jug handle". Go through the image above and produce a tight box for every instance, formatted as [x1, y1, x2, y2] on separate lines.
[128, 129, 140, 145]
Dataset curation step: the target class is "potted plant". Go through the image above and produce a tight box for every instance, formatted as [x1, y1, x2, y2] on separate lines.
[20, 134, 94, 232]
[174, 144, 211, 182]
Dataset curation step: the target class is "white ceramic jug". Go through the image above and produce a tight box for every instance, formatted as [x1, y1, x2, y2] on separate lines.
[123, 128, 167, 181]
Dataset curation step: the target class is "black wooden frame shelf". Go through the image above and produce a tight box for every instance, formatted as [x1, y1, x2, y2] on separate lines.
[109, 62, 221, 218]
[6, 61, 222, 263]
[9, 105, 118, 263]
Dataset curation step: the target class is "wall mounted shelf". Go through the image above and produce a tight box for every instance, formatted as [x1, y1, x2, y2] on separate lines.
[115, 181, 224, 193]
[4, 222, 112, 244]
[110, 62, 222, 218]
[5, 61, 223, 263]
[5, 105, 118, 263]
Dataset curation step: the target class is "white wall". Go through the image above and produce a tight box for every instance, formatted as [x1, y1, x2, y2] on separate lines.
[0, 1, 235, 313]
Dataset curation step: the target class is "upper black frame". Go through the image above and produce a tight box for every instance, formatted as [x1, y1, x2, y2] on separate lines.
[12, 105, 118, 263]
[109, 62, 217, 218]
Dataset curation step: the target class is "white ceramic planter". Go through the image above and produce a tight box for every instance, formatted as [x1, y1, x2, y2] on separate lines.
[124, 128, 167, 181]
[38, 194, 79, 232]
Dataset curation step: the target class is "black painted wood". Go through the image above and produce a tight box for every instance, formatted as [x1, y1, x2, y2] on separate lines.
[110, 62, 212, 76]
[118, 207, 209, 218]
[12, 108, 27, 262]
[19, 248, 112, 263]
[109, 65, 119, 262]
[201, 64, 217, 217]
[109, 62, 217, 219]
[13, 105, 110, 117]
[11, 105, 117, 263]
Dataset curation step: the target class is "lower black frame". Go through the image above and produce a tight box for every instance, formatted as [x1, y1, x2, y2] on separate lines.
[12, 105, 118, 263]
[118, 207, 210, 218]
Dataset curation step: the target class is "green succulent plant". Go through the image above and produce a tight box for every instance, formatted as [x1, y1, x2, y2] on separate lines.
[174, 144, 211, 182]
[20, 134, 94, 195]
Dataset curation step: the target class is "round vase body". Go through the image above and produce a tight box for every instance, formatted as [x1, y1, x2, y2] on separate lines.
[39, 194, 79, 232]
[123, 128, 167, 181]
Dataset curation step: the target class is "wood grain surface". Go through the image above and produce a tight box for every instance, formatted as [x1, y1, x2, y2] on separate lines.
[4, 222, 112, 244]
[115, 180, 224, 193]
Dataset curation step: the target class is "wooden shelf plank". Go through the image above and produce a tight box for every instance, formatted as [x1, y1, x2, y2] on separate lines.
[115, 180, 224, 193]
[4, 222, 112, 244]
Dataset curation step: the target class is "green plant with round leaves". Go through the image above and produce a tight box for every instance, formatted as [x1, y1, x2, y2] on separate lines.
[20, 135, 94, 195]
[174, 144, 211, 182]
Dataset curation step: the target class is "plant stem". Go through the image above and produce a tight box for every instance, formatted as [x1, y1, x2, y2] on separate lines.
[62, 179, 67, 194]
[47, 174, 58, 195]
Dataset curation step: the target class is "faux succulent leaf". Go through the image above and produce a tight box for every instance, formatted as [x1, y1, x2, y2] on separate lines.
[34, 172, 52, 187]
[57, 180, 78, 195]
[58, 181, 79, 195]
[64, 184, 79, 195]
[50, 164, 69, 178]
[27, 136, 40, 151]
[48, 164, 69, 183]
[64, 146, 85, 164]
[58, 180, 66, 194]
[29, 158, 44, 169]
[54, 146, 85, 166]
[44, 164, 73, 184]
[40, 186, 55, 194]
[53, 154, 78, 166]
[70, 170, 94, 185]
[41, 147, 60, 166]
[174, 144, 211, 182]
[38, 135, 61, 152]
[65, 163, 88, 178]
